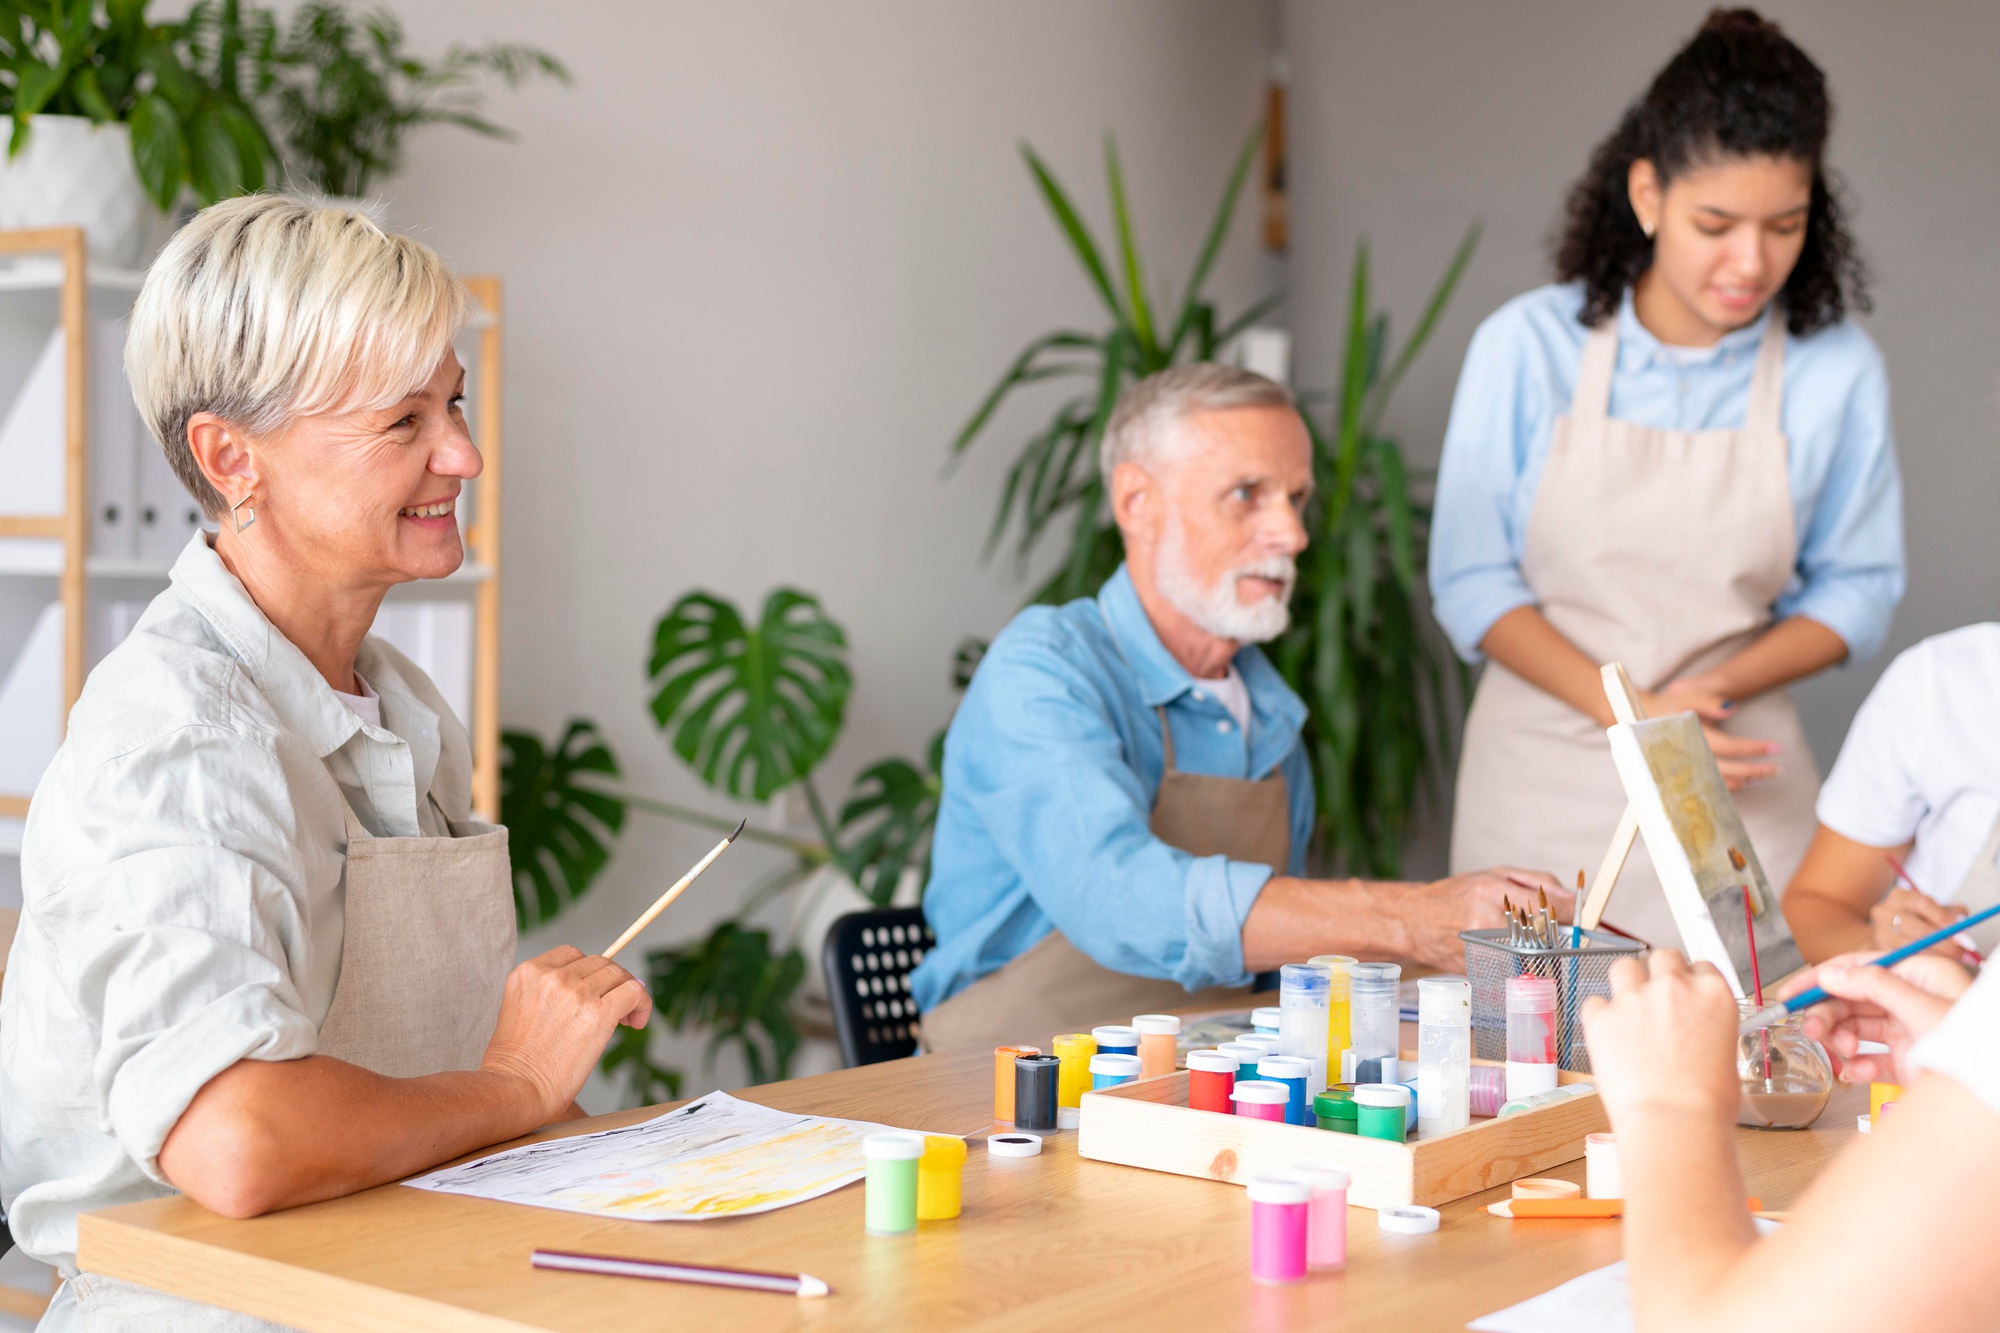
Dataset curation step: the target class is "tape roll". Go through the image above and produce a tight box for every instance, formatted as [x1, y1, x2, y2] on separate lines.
[1378, 1205, 1440, 1234]
[987, 1133, 1043, 1158]
[1511, 1177, 1581, 1201]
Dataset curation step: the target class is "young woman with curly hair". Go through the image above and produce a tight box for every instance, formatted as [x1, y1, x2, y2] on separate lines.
[1431, 9, 1905, 950]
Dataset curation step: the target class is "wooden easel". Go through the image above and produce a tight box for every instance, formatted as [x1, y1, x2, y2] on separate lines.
[1576, 662, 1645, 934]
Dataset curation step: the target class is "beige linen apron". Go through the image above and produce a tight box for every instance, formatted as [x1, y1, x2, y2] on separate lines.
[920, 708, 1289, 1053]
[1947, 812, 2000, 957]
[63, 799, 515, 1332]
[1450, 306, 1820, 951]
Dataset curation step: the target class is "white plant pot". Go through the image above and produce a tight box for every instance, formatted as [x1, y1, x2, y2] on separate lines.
[786, 863, 922, 1003]
[0, 115, 165, 268]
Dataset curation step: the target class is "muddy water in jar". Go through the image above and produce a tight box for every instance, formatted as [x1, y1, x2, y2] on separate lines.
[1735, 1002, 1833, 1129]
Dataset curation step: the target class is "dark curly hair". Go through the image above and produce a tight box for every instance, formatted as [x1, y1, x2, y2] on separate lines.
[1554, 8, 1868, 335]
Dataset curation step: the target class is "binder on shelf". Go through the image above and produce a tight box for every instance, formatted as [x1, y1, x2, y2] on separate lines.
[90, 319, 138, 559]
[0, 601, 62, 798]
[136, 428, 205, 564]
[0, 327, 66, 516]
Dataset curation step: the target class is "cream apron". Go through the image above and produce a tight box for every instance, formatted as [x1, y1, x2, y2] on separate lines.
[59, 799, 516, 1332]
[920, 707, 1291, 1053]
[1450, 306, 1821, 951]
[1948, 811, 2000, 957]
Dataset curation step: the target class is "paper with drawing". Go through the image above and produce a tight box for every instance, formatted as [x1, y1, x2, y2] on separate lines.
[403, 1090, 911, 1221]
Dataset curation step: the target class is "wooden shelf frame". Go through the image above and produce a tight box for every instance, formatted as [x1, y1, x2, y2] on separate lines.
[0, 228, 505, 827]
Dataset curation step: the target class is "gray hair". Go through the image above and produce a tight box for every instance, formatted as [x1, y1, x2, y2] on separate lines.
[1099, 362, 1296, 477]
[126, 193, 469, 517]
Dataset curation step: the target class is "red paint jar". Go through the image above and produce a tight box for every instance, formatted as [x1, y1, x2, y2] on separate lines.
[1187, 1048, 1239, 1113]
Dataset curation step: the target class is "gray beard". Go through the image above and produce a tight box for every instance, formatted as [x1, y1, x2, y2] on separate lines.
[1154, 511, 1294, 643]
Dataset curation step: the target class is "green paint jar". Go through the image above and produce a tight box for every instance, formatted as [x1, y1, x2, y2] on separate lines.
[1353, 1083, 1410, 1143]
[1314, 1086, 1359, 1133]
[863, 1132, 923, 1234]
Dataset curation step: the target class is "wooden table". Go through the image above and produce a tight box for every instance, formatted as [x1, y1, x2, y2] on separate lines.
[79, 1053, 1864, 1332]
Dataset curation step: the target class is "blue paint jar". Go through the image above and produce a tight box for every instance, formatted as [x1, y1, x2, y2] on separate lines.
[1255, 1055, 1313, 1126]
[1089, 1053, 1143, 1090]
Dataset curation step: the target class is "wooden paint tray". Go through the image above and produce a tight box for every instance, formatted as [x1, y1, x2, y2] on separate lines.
[1076, 1059, 1605, 1210]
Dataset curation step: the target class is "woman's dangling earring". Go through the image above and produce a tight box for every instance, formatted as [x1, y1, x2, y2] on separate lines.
[231, 492, 257, 533]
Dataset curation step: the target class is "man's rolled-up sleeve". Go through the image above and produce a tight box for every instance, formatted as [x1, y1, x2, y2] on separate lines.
[953, 639, 1268, 992]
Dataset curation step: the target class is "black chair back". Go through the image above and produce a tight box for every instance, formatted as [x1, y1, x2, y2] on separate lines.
[822, 907, 934, 1067]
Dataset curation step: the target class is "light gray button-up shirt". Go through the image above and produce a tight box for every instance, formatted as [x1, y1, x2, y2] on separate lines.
[0, 534, 472, 1271]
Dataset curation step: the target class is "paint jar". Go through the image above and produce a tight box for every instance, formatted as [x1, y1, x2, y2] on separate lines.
[1297, 1165, 1350, 1272]
[1279, 962, 1333, 1093]
[863, 1132, 924, 1234]
[993, 1044, 1039, 1122]
[1469, 1063, 1506, 1117]
[1347, 962, 1402, 1084]
[1217, 1039, 1269, 1076]
[1871, 1081, 1903, 1123]
[1734, 1003, 1833, 1130]
[1053, 1032, 1096, 1128]
[1235, 1032, 1282, 1063]
[1013, 1054, 1060, 1132]
[1313, 1086, 1358, 1134]
[1585, 1131, 1620, 1199]
[1505, 975, 1559, 1101]
[1498, 1082, 1594, 1117]
[1092, 1024, 1140, 1057]
[1247, 1176, 1310, 1284]
[1416, 976, 1472, 1138]
[1254, 1055, 1313, 1126]
[1134, 1013, 1180, 1078]
[1309, 954, 1356, 1085]
[1187, 1049, 1239, 1114]
[1229, 1079, 1290, 1122]
[916, 1134, 967, 1221]
[1090, 1053, 1143, 1090]
[1354, 1083, 1410, 1143]
[1252, 1006, 1283, 1037]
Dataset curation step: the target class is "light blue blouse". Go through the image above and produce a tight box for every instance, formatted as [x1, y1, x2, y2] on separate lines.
[1428, 283, 1905, 664]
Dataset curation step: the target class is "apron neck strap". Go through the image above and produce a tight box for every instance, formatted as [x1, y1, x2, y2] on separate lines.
[1154, 706, 1179, 774]
[1570, 316, 1620, 427]
[1744, 304, 1788, 437]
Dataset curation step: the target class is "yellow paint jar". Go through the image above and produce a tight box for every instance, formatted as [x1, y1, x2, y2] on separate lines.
[1053, 1033, 1096, 1111]
[1310, 955, 1356, 1083]
[917, 1134, 967, 1221]
[1870, 1081, 1903, 1123]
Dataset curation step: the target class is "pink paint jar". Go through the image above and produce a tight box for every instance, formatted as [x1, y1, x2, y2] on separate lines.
[1230, 1080, 1289, 1122]
[1134, 1013, 1181, 1078]
[1247, 1176, 1310, 1284]
[1187, 1049, 1239, 1113]
[1296, 1165, 1350, 1272]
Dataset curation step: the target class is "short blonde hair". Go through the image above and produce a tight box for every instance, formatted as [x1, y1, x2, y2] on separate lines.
[127, 193, 470, 517]
[1100, 362, 1295, 477]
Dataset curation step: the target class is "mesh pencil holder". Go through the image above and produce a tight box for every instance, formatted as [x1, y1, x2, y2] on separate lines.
[1460, 929, 1646, 1073]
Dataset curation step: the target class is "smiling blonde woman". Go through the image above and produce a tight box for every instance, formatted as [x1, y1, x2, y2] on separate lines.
[0, 195, 651, 1333]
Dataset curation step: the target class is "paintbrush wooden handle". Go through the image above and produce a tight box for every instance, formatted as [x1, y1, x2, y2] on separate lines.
[601, 821, 744, 959]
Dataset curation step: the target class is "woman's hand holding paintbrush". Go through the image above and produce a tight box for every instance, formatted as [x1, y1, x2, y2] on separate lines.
[1777, 951, 1973, 1087]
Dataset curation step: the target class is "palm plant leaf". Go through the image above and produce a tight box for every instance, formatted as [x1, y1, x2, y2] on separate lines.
[1102, 135, 1157, 360]
[835, 730, 946, 905]
[500, 718, 627, 929]
[643, 922, 805, 1085]
[647, 588, 851, 803]
[1363, 221, 1481, 435]
[1168, 121, 1263, 357]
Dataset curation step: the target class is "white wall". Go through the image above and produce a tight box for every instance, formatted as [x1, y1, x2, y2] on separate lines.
[382, 0, 1278, 1099]
[1283, 0, 2000, 871]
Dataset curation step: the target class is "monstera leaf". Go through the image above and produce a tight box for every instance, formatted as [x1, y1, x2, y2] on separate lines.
[836, 730, 945, 905]
[647, 589, 850, 802]
[500, 719, 627, 928]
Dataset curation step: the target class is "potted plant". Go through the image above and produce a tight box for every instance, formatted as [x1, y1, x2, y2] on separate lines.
[255, 1, 568, 203]
[0, 0, 273, 264]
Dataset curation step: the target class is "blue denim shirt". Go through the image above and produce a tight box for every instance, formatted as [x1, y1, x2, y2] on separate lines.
[910, 565, 1314, 1011]
[1429, 283, 1904, 665]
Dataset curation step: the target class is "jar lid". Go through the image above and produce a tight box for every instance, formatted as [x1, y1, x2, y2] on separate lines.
[1255, 1055, 1312, 1080]
[1246, 1176, 1310, 1205]
[1251, 1006, 1284, 1029]
[1052, 1032, 1095, 1054]
[1418, 976, 1471, 1025]
[1229, 1080, 1290, 1105]
[1091, 1025, 1140, 1047]
[1133, 1013, 1181, 1035]
[1089, 1053, 1143, 1076]
[1236, 1033, 1282, 1053]
[1217, 1041, 1266, 1062]
[1378, 1204, 1440, 1234]
[1187, 1049, 1240, 1074]
[1279, 962, 1331, 992]
[1307, 954, 1357, 974]
[987, 1133, 1042, 1158]
[996, 1043, 1041, 1057]
[1353, 1083, 1412, 1108]
[920, 1135, 967, 1167]
[1507, 975, 1558, 1011]
[1350, 961, 1402, 985]
[863, 1131, 925, 1161]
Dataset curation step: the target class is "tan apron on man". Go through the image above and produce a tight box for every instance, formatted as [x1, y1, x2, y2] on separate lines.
[1450, 306, 1820, 951]
[920, 707, 1290, 1053]
[65, 800, 516, 1332]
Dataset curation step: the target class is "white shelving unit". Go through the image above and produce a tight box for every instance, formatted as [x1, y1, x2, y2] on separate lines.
[0, 228, 507, 855]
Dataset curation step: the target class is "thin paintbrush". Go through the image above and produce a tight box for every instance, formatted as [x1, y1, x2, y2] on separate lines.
[1740, 897, 2000, 1033]
[602, 819, 747, 959]
[1742, 883, 1770, 1081]
[1885, 852, 1983, 964]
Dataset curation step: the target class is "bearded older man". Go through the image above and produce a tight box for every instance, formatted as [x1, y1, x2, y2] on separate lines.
[912, 364, 1570, 1052]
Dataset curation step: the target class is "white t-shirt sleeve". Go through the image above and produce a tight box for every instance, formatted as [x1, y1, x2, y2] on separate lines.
[1910, 965, 2000, 1115]
[1816, 643, 1929, 850]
